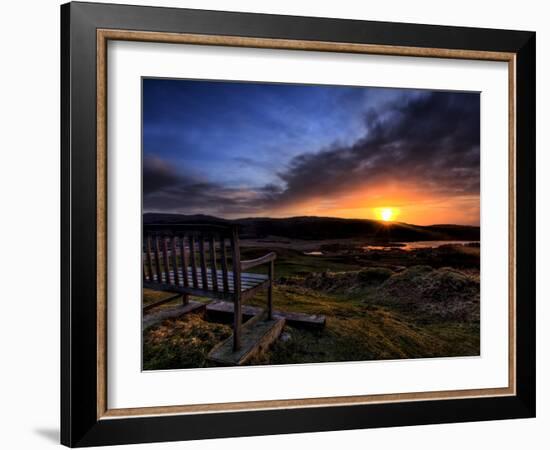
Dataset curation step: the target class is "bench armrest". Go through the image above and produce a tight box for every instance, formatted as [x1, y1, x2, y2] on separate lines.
[240, 252, 277, 271]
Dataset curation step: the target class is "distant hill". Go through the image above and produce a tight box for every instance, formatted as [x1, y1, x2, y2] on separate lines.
[143, 213, 480, 242]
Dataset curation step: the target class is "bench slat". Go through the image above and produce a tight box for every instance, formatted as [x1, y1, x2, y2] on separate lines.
[220, 238, 230, 292]
[180, 235, 189, 287]
[189, 235, 199, 288]
[145, 236, 154, 282]
[171, 236, 180, 286]
[162, 237, 171, 284]
[209, 236, 219, 291]
[154, 235, 162, 284]
[199, 236, 208, 290]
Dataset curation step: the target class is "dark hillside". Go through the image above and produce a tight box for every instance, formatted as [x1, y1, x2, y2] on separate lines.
[143, 213, 479, 242]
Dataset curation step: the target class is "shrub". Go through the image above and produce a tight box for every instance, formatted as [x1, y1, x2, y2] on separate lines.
[357, 267, 393, 285]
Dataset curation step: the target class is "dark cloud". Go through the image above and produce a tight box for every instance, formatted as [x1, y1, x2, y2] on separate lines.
[143, 157, 182, 194]
[143, 90, 479, 217]
[143, 156, 267, 216]
[274, 91, 480, 206]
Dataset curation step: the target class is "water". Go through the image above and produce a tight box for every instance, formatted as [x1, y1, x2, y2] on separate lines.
[363, 240, 479, 252]
[302, 240, 479, 256]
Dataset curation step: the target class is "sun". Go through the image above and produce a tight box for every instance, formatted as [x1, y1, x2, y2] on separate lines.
[375, 207, 397, 222]
[381, 208, 393, 221]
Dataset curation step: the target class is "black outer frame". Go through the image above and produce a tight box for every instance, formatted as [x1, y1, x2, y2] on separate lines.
[60, 1, 536, 447]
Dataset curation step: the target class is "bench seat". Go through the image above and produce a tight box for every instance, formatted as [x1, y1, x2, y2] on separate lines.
[143, 267, 269, 298]
[147, 267, 269, 292]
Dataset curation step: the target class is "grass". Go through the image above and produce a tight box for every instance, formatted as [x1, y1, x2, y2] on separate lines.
[240, 247, 362, 278]
[247, 283, 479, 366]
[142, 288, 180, 308]
[142, 243, 480, 370]
[143, 310, 232, 370]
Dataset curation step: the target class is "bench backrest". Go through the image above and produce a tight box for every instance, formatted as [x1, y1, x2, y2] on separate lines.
[143, 223, 241, 295]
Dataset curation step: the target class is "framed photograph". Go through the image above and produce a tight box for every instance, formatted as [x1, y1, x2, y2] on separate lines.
[61, 2, 536, 447]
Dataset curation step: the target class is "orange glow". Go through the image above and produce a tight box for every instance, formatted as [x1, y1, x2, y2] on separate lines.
[258, 180, 480, 226]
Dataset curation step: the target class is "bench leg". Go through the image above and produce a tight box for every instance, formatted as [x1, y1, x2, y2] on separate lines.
[182, 294, 189, 305]
[233, 292, 242, 351]
[267, 260, 274, 320]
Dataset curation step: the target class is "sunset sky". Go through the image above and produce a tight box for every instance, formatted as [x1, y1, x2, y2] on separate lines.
[143, 79, 480, 226]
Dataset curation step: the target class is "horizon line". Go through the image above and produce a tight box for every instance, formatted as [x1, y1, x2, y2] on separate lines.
[142, 211, 480, 228]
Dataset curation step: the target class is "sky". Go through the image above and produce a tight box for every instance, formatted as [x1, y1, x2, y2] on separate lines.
[143, 78, 480, 226]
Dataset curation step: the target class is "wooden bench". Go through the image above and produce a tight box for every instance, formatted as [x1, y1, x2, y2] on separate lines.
[143, 223, 276, 351]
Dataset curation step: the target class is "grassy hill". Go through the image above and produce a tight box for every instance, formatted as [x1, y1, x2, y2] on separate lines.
[142, 213, 480, 369]
[143, 263, 480, 370]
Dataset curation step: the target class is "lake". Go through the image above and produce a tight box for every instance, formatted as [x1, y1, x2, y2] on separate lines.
[363, 240, 480, 252]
